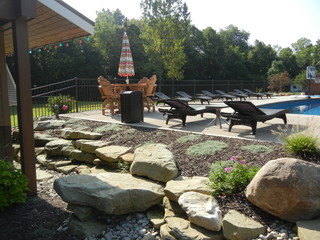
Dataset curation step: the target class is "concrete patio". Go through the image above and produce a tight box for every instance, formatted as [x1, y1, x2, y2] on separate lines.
[64, 95, 320, 143]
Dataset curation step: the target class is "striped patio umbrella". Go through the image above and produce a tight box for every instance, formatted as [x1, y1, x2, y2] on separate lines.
[118, 31, 135, 84]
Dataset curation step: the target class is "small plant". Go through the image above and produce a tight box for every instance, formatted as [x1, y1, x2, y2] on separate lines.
[186, 140, 228, 157]
[176, 134, 200, 143]
[284, 133, 318, 157]
[209, 156, 259, 197]
[47, 95, 76, 114]
[0, 160, 29, 211]
[272, 120, 319, 157]
[241, 144, 273, 154]
[118, 161, 130, 173]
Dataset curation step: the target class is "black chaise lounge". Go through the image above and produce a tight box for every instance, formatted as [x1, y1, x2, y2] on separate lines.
[242, 89, 265, 99]
[222, 101, 289, 135]
[158, 99, 216, 126]
[215, 90, 237, 101]
[243, 89, 273, 99]
[201, 90, 221, 100]
[176, 91, 211, 104]
[154, 92, 191, 105]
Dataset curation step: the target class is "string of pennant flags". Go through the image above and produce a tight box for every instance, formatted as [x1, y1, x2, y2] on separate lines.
[6, 37, 91, 57]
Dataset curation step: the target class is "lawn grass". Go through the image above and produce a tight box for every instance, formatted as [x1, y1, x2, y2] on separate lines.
[10, 101, 101, 127]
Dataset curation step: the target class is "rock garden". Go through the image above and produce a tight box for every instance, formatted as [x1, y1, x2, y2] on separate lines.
[1, 116, 320, 240]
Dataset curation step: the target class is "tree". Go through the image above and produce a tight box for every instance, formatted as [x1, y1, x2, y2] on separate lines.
[218, 25, 250, 79]
[219, 25, 250, 53]
[311, 40, 320, 69]
[291, 37, 312, 53]
[183, 25, 207, 79]
[267, 60, 286, 77]
[294, 70, 307, 89]
[201, 27, 224, 79]
[140, 0, 191, 80]
[268, 72, 291, 92]
[291, 38, 313, 70]
[279, 48, 299, 78]
[28, 39, 103, 86]
[94, 9, 126, 78]
[247, 40, 276, 80]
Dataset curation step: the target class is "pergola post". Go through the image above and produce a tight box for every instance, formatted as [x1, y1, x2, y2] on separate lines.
[0, 31, 13, 161]
[12, 17, 37, 194]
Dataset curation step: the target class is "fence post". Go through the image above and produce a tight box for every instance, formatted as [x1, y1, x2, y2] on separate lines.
[75, 77, 79, 112]
[172, 79, 175, 97]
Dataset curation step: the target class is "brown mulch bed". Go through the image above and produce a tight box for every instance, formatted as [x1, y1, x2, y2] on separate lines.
[1, 118, 319, 240]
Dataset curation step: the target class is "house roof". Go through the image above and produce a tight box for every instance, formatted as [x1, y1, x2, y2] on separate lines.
[1, 0, 95, 54]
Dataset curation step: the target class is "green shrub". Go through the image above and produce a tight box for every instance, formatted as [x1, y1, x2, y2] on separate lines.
[186, 140, 228, 156]
[47, 95, 76, 114]
[0, 161, 29, 211]
[284, 133, 318, 157]
[95, 123, 123, 133]
[209, 156, 259, 197]
[176, 134, 200, 143]
[241, 144, 273, 154]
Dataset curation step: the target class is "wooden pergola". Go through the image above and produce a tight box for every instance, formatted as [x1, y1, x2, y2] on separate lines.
[0, 0, 94, 194]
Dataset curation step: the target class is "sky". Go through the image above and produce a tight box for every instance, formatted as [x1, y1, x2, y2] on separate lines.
[63, 0, 320, 48]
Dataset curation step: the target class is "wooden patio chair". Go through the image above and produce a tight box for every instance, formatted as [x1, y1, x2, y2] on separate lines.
[143, 77, 157, 112]
[98, 76, 121, 114]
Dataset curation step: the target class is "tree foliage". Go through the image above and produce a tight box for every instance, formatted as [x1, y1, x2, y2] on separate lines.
[140, 0, 190, 80]
[6, 1, 320, 90]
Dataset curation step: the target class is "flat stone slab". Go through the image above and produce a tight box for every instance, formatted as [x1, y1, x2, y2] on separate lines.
[53, 172, 164, 215]
[34, 120, 65, 131]
[36, 169, 53, 181]
[165, 216, 224, 240]
[223, 210, 266, 240]
[61, 128, 102, 140]
[164, 176, 211, 202]
[95, 145, 131, 163]
[45, 139, 75, 157]
[297, 219, 320, 240]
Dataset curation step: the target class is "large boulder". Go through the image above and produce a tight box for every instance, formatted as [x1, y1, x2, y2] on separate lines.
[53, 172, 164, 215]
[246, 158, 320, 222]
[164, 176, 211, 202]
[178, 191, 222, 232]
[222, 210, 266, 240]
[130, 143, 178, 183]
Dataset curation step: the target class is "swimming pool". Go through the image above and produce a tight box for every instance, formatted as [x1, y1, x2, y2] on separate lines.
[259, 98, 320, 115]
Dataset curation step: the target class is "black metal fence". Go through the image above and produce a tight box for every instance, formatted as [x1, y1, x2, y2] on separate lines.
[10, 77, 267, 126]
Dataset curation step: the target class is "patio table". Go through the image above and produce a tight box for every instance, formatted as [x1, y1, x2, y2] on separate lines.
[111, 83, 146, 93]
[205, 103, 229, 129]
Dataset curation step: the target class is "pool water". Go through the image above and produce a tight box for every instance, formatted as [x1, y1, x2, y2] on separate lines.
[260, 98, 320, 115]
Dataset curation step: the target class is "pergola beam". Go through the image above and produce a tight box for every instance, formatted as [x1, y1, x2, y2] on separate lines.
[0, 31, 12, 161]
[12, 1, 37, 194]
